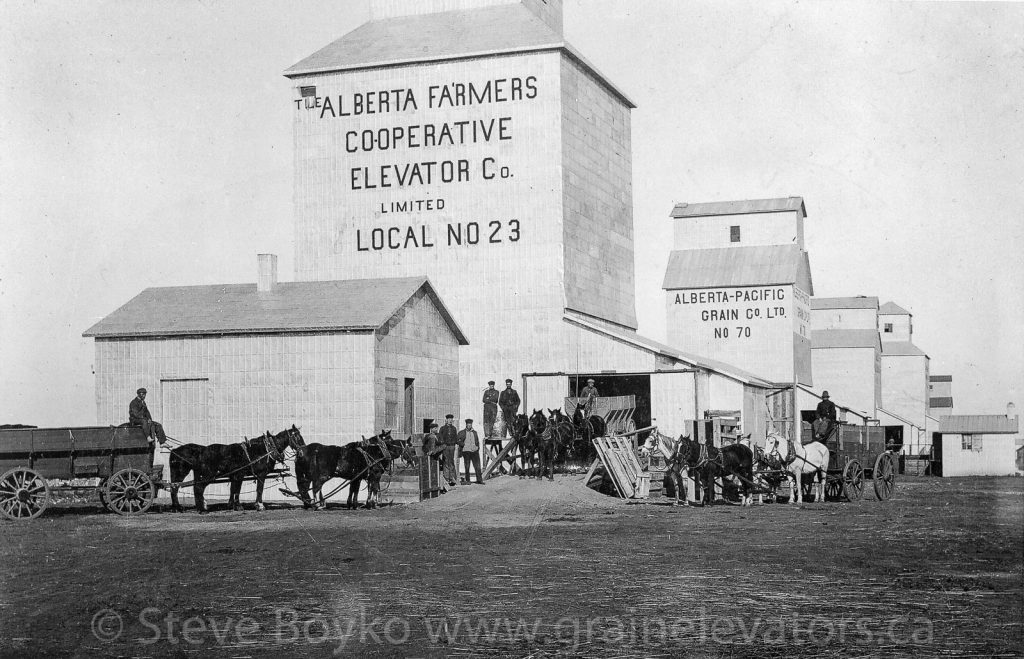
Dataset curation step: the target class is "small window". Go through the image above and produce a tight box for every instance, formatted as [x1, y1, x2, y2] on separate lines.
[730, 225, 741, 243]
[883, 323, 893, 333]
[300, 85, 317, 98]
[961, 434, 983, 451]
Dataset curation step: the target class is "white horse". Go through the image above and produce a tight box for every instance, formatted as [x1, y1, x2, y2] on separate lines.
[763, 432, 829, 504]
[644, 430, 690, 506]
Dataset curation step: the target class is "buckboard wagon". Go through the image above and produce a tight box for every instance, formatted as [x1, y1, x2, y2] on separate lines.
[0, 425, 162, 520]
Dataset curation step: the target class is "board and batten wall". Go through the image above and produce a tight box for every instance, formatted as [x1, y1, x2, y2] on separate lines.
[373, 289, 461, 434]
[939, 434, 1018, 477]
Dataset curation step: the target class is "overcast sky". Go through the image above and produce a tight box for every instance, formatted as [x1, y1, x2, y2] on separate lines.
[1, 0, 1021, 426]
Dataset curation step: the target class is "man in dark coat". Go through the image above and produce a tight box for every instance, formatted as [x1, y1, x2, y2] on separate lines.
[498, 379, 520, 439]
[482, 381, 499, 439]
[816, 391, 837, 422]
[129, 388, 166, 444]
[457, 419, 485, 485]
[438, 414, 459, 486]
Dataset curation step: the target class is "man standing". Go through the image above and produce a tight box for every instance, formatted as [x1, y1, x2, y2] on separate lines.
[579, 378, 599, 416]
[498, 379, 520, 439]
[457, 419, 485, 485]
[439, 414, 459, 486]
[816, 391, 837, 423]
[129, 388, 167, 444]
[482, 381, 499, 439]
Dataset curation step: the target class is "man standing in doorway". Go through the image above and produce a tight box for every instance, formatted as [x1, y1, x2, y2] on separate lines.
[498, 379, 520, 439]
[439, 414, 459, 486]
[458, 419, 485, 485]
[129, 388, 167, 445]
[482, 381, 499, 439]
[579, 378, 599, 417]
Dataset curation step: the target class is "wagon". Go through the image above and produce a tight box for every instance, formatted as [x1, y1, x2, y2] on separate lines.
[801, 421, 898, 502]
[564, 395, 636, 435]
[0, 425, 161, 521]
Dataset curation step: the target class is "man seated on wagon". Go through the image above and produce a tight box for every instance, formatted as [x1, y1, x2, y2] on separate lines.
[129, 388, 167, 445]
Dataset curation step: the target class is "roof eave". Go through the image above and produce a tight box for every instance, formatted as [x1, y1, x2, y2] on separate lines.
[284, 43, 637, 109]
[83, 326, 381, 339]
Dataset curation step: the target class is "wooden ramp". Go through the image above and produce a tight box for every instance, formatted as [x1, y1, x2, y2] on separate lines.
[589, 436, 649, 499]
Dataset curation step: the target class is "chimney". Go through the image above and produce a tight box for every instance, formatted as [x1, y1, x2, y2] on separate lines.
[257, 254, 278, 293]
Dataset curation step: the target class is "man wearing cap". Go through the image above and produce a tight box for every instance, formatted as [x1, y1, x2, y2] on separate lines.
[579, 378, 599, 417]
[498, 379, 520, 439]
[128, 388, 167, 444]
[422, 422, 445, 487]
[816, 391, 837, 423]
[439, 414, 459, 486]
[482, 381, 499, 439]
[457, 419, 485, 485]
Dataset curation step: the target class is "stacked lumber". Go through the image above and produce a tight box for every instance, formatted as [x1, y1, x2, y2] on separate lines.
[589, 436, 649, 499]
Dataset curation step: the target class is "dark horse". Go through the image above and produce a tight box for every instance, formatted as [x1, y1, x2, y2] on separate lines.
[570, 402, 606, 459]
[518, 410, 547, 476]
[169, 425, 305, 513]
[294, 430, 402, 510]
[677, 436, 755, 507]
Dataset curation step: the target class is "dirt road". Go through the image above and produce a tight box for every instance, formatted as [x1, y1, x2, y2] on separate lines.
[1, 475, 1021, 657]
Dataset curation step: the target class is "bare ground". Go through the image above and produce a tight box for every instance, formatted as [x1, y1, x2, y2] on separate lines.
[0, 475, 1021, 658]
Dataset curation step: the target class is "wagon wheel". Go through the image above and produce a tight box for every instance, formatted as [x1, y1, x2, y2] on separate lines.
[842, 460, 865, 502]
[824, 473, 843, 501]
[622, 418, 636, 436]
[872, 453, 897, 501]
[97, 479, 109, 510]
[105, 468, 156, 516]
[0, 468, 51, 521]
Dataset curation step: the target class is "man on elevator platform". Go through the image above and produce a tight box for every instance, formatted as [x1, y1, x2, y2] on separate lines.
[579, 378, 599, 417]
[498, 379, 520, 439]
[482, 381, 499, 439]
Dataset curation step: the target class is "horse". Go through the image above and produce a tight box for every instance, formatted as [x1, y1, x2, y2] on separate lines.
[532, 426, 559, 481]
[645, 429, 690, 506]
[677, 435, 756, 506]
[571, 401, 607, 441]
[751, 438, 789, 505]
[169, 425, 304, 513]
[294, 430, 401, 510]
[764, 432, 829, 504]
[518, 410, 548, 477]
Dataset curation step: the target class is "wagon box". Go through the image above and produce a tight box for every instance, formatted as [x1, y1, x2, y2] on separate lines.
[0, 425, 160, 521]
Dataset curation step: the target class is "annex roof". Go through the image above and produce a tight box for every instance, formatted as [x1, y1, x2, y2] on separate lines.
[939, 415, 1019, 434]
[662, 245, 813, 293]
[810, 296, 878, 310]
[83, 277, 470, 345]
[670, 197, 806, 219]
[811, 329, 880, 350]
[882, 341, 927, 357]
[284, 4, 635, 107]
[563, 313, 778, 388]
[879, 301, 912, 316]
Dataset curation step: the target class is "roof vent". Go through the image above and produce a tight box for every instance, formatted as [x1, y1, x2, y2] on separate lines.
[257, 254, 278, 293]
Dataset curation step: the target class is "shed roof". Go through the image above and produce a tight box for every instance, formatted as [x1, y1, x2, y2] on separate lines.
[882, 341, 927, 357]
[83, 277, 469, 344]
[811, 329, 880, 350]
[879, 301, 912, 315]
[662, 245, 813, 292]
[284, 4, 635, 107]
[810, 296, 878, 310]
[939, 415, 1018, 434]
[670, 197, 806, 218]
[563, 314, 777, 388]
